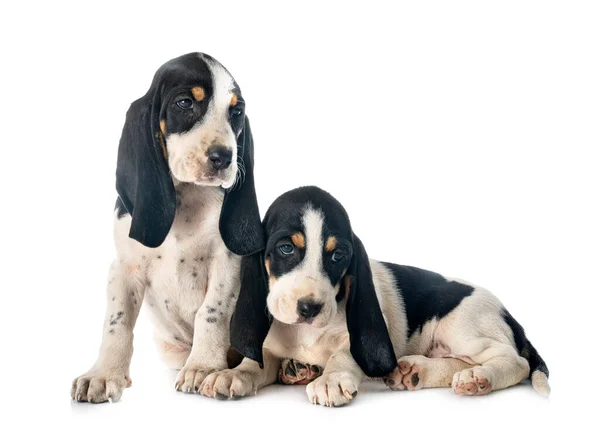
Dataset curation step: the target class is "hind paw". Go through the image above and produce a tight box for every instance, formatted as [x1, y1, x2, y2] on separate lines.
[452, 367, 492, 396]
[278, 359, 323, 385]
[384, 356, 426, 391]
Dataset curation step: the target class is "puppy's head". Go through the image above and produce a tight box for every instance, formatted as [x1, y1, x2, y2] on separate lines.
[231, 186, 397, 377]
[264, 194, 353, 328]
[159, 54, 243, 188]
[116, 53, 263, 254]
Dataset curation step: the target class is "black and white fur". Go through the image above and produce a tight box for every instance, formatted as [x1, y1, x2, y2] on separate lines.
[201, 186, 550, 406]
[71, 53, 263, 403]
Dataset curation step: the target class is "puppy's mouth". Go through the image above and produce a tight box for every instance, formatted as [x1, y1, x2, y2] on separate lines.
[296, 316, 316, 325]
[192, 167, 237, 189]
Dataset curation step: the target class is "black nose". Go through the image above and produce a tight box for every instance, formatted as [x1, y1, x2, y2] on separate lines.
[207, 146, 233, 171]
[297, 299, 323, 319]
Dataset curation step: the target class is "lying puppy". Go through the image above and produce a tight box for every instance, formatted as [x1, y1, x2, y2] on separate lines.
[200, 186, 550, 406]
[71, 53, 263, 403]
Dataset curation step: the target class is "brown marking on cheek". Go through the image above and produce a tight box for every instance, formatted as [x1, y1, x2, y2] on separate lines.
[230, 93, 238, 107]
[159, 120, 166, 134]
[192, 86, 205, 101]
[335, 273, 352, 302]
[291, 233, 305, 249]
[343, 275, 352, 299]
[325, 236, 337, 252]
[264, 258, 271, 275]
[156, 132, 168, 159]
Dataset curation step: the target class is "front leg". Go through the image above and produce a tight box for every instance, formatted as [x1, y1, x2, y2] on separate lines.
[199, 348, 281, 399]
[71, 259, 145, 403]
[175, 252, 241, 393]
[306, 348, 364, 407]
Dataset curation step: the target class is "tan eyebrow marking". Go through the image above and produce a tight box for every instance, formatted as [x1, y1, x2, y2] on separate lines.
[264, 258, 271, 275]
[230, 93, 238, 107]
[291, 233, 305, 249]
[325, 236, 337, 252]
[191, 87, 205, 101]
[159, 120, 166, 134]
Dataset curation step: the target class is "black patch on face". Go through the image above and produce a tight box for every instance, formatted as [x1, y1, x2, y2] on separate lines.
[381, 263, 475, 337]
[267, 234, 306, 278]
[502, 308, 549, 378]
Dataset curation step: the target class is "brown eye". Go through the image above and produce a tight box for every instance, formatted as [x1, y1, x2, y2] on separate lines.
[278, 244, 294, 255]
[176, 98, 193, 110]
[332, 251, 345, 263]
[230, 108, 243, 118]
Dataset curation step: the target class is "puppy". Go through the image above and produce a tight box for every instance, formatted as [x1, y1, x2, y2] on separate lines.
[200, 186, 550, 406]
[71, 53, 264, 403]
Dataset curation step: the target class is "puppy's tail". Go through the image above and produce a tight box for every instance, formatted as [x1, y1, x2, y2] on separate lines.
[522, 339, 550, 397]
[503, 308, 550, 397]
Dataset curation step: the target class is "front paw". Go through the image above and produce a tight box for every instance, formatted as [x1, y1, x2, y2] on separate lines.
[199, 369, 257, 400]
[175, 364, 221, 393]
[306, 372, 359, 407]
[71, 370, 131, 403]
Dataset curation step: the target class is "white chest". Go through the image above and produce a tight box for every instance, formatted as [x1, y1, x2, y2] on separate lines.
[114, 184, 229, 343]
[265, 314, 350, 367]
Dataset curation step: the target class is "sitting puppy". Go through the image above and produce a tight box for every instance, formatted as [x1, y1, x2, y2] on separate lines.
[71, 53, 263, 403]
[200, 186, 550, 406]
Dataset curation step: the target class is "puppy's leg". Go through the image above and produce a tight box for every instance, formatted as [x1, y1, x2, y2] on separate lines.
[452, 342, 529, 395]
[199, 349, 280, 399]
[384, 356, 474, 391]
[175, 252, 241, 393]
[71, 259, 144, 403]
[306, 349, 364, 407]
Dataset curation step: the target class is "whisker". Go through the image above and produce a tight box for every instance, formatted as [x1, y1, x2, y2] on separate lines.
[231, 153, 246, 191]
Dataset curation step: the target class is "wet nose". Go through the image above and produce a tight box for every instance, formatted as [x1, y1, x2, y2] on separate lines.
[297, 299, 323, 319]
[207, 146, 233, 171]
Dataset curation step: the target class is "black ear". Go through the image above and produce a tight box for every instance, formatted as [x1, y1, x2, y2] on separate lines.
[220, 116, 265, 256]
[346, 234, 397, 377]
[116, 87, 176, 248]
[230, 251, 271, 367]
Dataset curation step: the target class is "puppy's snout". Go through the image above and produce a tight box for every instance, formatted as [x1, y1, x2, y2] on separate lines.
[207, 145, 233, 171]
[297, 298, 323, 319]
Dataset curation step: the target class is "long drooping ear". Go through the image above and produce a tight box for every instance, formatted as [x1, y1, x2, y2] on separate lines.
[116, 87, 176, 248]
[345, 234, 397, 377]
[220, 116, 265, 256]
[230, 252, 271, 367]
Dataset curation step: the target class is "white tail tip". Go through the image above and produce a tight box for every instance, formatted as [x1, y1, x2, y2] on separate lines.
[532, 370, 550, 397]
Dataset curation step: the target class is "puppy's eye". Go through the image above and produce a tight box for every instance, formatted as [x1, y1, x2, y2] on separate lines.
[278, 244, 294, 255]
[331, 251, 345, 263]
[230, 108, 243, 118]
[176, 98, 193, 110]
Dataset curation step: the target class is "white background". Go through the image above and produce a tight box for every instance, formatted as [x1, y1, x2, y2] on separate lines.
[1, 1, 599, 442]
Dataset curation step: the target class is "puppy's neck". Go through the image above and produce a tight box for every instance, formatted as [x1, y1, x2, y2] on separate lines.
[174, 182, 224, 219]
